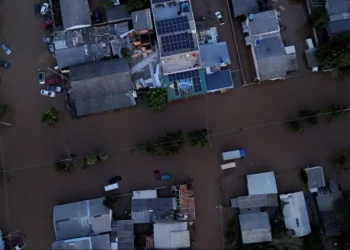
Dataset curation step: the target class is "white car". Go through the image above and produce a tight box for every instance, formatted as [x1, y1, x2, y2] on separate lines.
[1, 44, 11, 55]
[215, 11, 224, 25]
[40, 3, 49, 15]
[40, 89, 55, 98]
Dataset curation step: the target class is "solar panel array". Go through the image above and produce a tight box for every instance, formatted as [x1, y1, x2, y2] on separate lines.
[152, 0, 169, 3]
[156, 16, 190, 35]
[161, 32, 195, 53]
[169, 70, 202, 95]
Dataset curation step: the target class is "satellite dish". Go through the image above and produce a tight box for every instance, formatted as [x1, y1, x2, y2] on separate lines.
[219, 58, 224, 63]
[249, 14, 255, 20]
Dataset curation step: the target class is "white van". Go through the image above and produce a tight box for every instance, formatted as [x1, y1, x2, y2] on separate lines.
[104, 183, 119, 192]
[220, 162, 237, 170]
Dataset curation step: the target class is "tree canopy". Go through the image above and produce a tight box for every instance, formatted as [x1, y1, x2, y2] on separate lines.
[146, 88, 168, 111]
[41, 107, 59, 125]
[316, 31, 350, 75]
[125, 0, 147, 12]
[310, 9, 329, 28]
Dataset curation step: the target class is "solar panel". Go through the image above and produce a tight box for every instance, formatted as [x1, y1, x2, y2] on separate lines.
[161, 32, 195, 53]
[152, 0, 169, 3]
[156, 16, 190, 35]
[168, 70, 202, 95]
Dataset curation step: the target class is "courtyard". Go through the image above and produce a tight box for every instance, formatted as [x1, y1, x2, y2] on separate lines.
[0, 0, 350, 249]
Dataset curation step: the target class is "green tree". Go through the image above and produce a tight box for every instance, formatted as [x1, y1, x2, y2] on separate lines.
[55, 154, 78, 172]
[121, 47, 129, 58]
[101, 0, 113, 8]
[310, 9, 329, 28]
[225, 219, 239, 246]
[136, 131, 185, 156]
[303, 226, 324, 250]
[98, 152, 109, 161]
[0, 104, 8, 116]
[146, 88, 168, 111]
[188, 129, 208, 148]
[103, 196, 116, 210]
[332, 149, 350, 170]
[298, 108, 319, 125]
[316, 31, 350, 75]
[84, 155, 98, 167]
[286, 121, 303, 134]
[125, 0, 147, 11]
[271, 233, 303, 250]
[41, 107, 59, 125]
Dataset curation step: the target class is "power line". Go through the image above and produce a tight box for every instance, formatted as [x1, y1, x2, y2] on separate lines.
[1, 106, 350, 174]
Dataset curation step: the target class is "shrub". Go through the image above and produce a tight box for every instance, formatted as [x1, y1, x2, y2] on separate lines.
[146, 88, 168, 111]
[188, 129, 208, 148]
[41, 107, 59, 125]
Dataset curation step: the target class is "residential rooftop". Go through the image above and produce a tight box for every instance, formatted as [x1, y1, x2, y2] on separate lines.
[247, 10, 280, 37]
[239, 212, 272, 244]
[305, 166, 326, 193]
[232, 0, 259, 17]
[53, 24, 129, 68]
[132, 9, 153, 31]
[70, 59, 136, 117]
[199, 42, 231, 68]
[105, 5, 132, 23]
[151, 0, 194, 22]
[162, 50, 200, 74]
[131, 197, 177, 224]
[231, 194, 278, 209]
[326, 0, 350, 16]
[205, 70, 234, 93]
[110, 220, 134, 249]
[53, 197, 112, 241]
[247, 171, 278, 195]
[280, 192, 311, 237]
[52, 235, 110, 250]
[165, 68, 207, 100]
[154, 222, 190, 249]
[59, 0, 91, 30]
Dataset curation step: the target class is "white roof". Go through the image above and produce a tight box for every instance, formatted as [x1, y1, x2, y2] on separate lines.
[247, 171, 278, 195]
[132, 190, 158, 199]
[154, 222, 190, 249]
[279, 192, 311, 237]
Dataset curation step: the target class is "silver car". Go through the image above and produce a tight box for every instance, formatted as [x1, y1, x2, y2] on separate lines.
[38, 71, 45, 84]
[1, 44, 11, 55]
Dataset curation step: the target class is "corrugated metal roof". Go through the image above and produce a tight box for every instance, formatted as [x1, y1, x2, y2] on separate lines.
[239, 212, 272, 244]
[305, 166, 326, 192]
[111, 220, 134, 249]
[326, 0, 350, 16]
[280, 192, 311, 237]
[60, 0, 91, 30]
[154, 222, 190, 249]
[249, 10, 279, 37]
[231, 194, 279, 209]
[328, 19, 350, 35]
[53, 198, 111, 241]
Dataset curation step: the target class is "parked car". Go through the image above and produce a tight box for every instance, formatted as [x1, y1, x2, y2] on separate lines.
[48, 44, 55, 54]
[43, 37, 53, 44]
[110, 0, 120, 5]
[46, 85, 62, 93]
[160, 173, 171, 181]
[40, 3, 49, 15]
[215, 11, 224, 25]
[46, 76, 60, 85]
[40, 89, 55, 97]
[38, 71, 45, 84]
[41, 19, 53, 30]
[34, 3, 41, 18]
[1, 44, 11, 55]
[0, 61, 10, 69]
